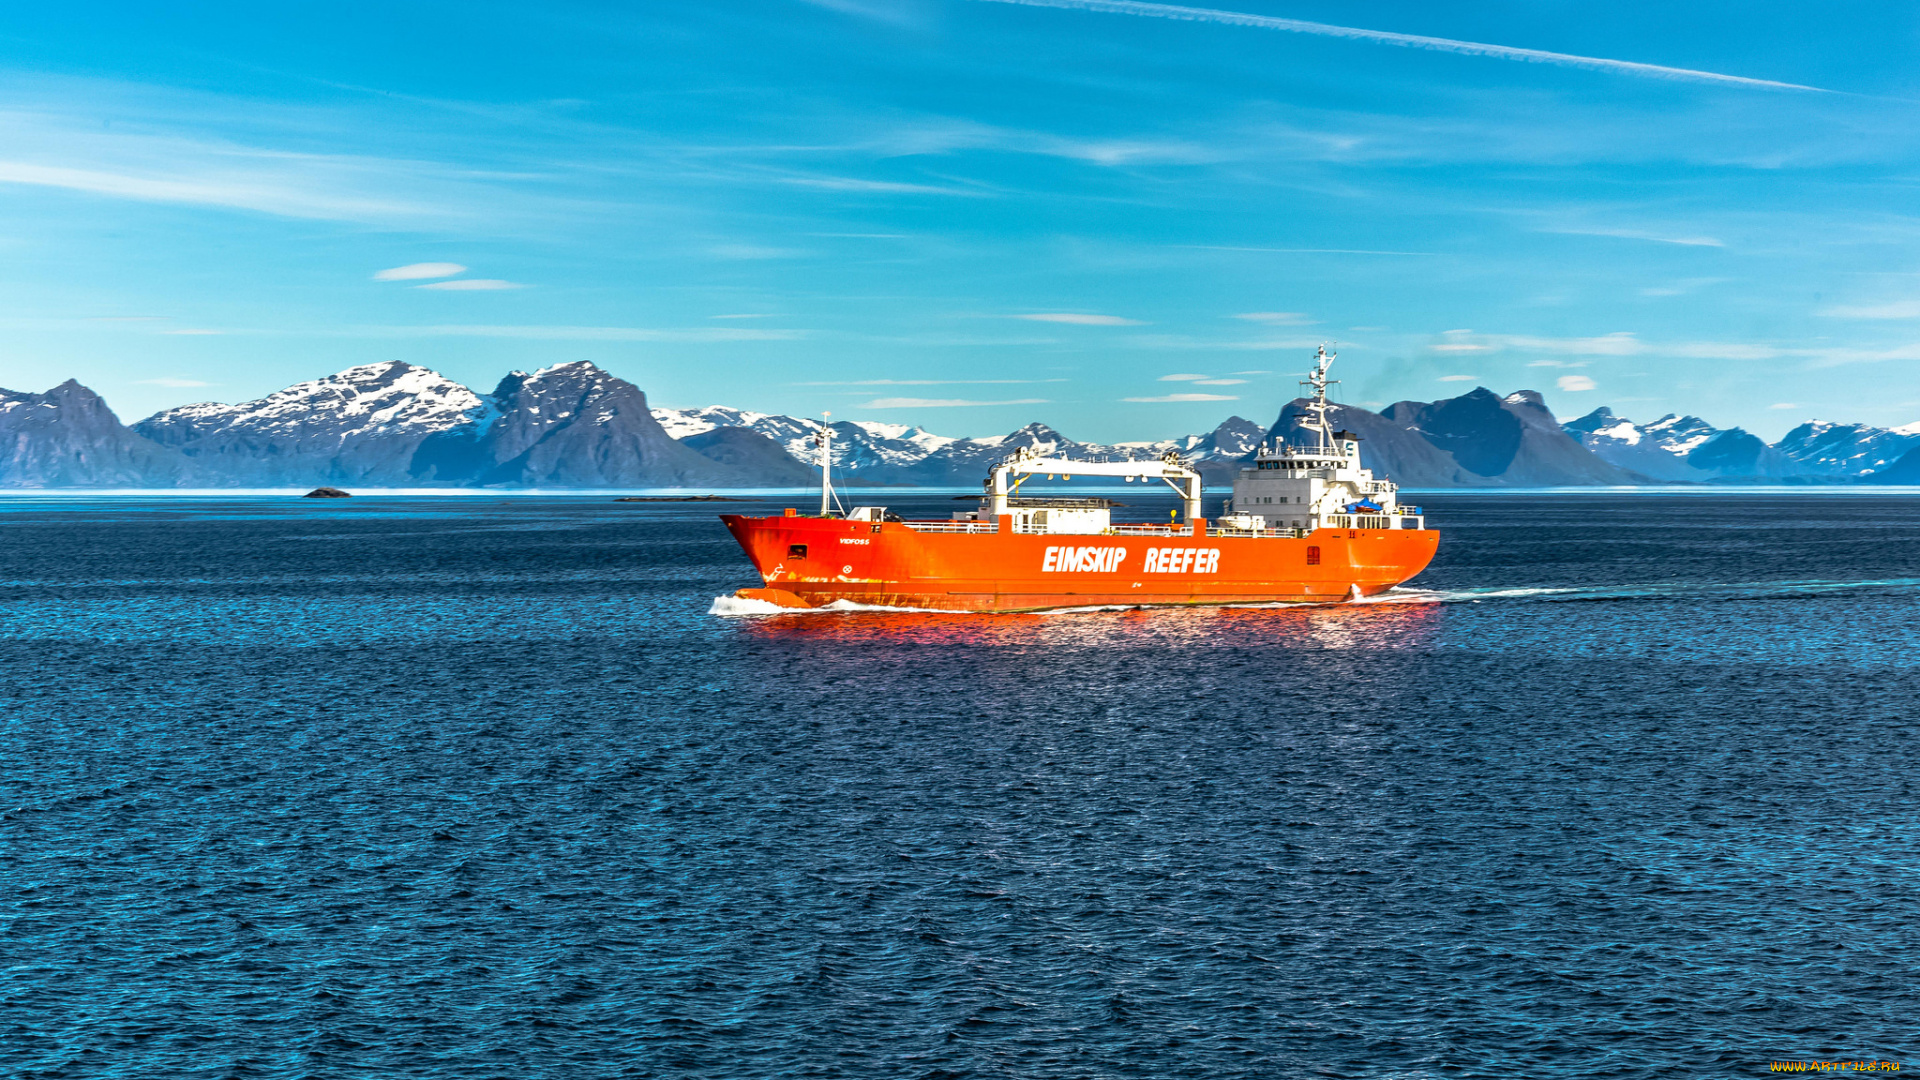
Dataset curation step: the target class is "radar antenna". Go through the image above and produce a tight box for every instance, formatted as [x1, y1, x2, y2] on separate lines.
[815, 412, 844, 517]
[1299, 344, 1339, 454]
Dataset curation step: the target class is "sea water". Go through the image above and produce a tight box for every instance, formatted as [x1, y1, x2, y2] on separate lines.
[0, 492, 1914, 1078]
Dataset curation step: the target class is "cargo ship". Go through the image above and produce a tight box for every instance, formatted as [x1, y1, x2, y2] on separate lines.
[720, 347, 1437, 612]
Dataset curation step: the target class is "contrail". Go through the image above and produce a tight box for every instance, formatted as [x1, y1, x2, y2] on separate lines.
[970, 0, 1826, 92]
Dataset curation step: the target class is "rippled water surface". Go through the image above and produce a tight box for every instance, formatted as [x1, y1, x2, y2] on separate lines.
[2, 492, 1916, 1078]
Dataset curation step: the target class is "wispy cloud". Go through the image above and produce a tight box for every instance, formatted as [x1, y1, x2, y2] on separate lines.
[710, 313, 779, 319]
[1014, 312, 1146, 325]
[803, 378, 1067, 385]
[1431, 329, 1790, 364]
[135, 376, 214, 387]
[0, 158, 439, 223]
[375, 262, 465, 281]
[1158, 372, 1244, 384]
[1557, 375, 1598, 391]
[778, 175, 983, 196]
[1666, 342, 1785, 360]
[1435, 333, 1918, 370]
[355, 324, 802, 341]
[1806, 343, 1920, 368]
[970, 0, 1827, 91]
[1182, 245, 1432, 256]
[708, 243, 810, 260]
[0, 75, 659, 234]
[1121, 334, 1320, 352]
[1820, 299, 1920, 319]
[1124, 392, 1238, 402]
[1551, 227, 1725, 247]
[1232, 311, 1314, 324]
[414, 279, 524, 291]
[862, 396, 1051, 407]
[1768, 402, 1800, 409]
[1437, 374, 1477, 381]
[799, 0, 927, 27]
[160, 328, 222, 335]
[1640, 278, 1725, 297]
[1435, 330, 1644, 356]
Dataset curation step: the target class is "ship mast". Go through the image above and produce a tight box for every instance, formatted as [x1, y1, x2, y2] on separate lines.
[816, 411, 835, 517]
[1300, 344, 1339, 454]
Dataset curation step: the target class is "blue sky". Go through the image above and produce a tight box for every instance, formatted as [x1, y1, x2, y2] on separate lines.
[4, 1, 1920, 442]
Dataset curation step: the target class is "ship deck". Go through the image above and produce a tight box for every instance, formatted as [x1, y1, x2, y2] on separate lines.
[898, 512, 1423, 537]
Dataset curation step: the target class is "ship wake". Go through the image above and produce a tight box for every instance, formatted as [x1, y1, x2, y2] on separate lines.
[708, 595, 974, 616]
[711, 577, 1920, 617]
[1358, 577, 1920, 606]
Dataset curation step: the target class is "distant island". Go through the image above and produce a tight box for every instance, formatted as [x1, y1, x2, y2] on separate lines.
[3, 359, 1919, 488]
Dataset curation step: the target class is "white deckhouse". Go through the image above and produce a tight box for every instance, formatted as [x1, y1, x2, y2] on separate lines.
[1222, 346, 1424, 534]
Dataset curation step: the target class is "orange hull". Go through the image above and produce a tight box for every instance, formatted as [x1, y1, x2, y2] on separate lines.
[720, 514, 1439, 612]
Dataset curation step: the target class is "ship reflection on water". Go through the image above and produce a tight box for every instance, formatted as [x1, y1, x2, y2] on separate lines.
[730, 594, 1444, 651]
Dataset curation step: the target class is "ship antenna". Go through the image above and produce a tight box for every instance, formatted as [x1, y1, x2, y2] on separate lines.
[816, 411, 841, 517]
[1300, 344, 1339, 454]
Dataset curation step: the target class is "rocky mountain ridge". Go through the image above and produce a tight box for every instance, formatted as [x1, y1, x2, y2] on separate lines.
[4, 362, 1920, 487]
[135, 361, 493, 485]
[131, 360, 737, 487]
[0, 380, 190, 487]
[648, 406, 1264, 485]
[1260, 388, 1634, 487]
[1564, 407, 1920, 480]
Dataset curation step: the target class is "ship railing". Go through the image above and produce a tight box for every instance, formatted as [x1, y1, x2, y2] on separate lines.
[1324, 514, 1426, 530]
[899, 519, 1427, 536]
[1207, 526, 1310, 538]
[901, 521, 1002, 534]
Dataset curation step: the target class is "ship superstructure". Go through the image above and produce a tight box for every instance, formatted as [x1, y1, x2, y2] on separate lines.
[1223, 346, 1424, 534]
[719, 346, 1437, 612]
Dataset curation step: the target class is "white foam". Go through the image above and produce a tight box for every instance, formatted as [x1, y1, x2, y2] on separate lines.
[708, 594, 793, 616]
[1369, 578, 1920, 608]
[1221, 601, 1315, 609]
[712, 579, 1920, 619]
[1032, 604, 1142, 615]
[818, 599, 965, 613]
[1348, 588, 1446, 604]
[707, 595, 967, 616]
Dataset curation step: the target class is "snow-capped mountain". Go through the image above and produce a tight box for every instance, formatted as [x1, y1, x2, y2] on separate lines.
[652, 405, 818, 445]
[16, 359, 1920, 489]
[653, 407, 1264, 485]
[463, 361, 737, 486]
[652, 406, 958, 476]
[1565, 407, 1909, 480]
[136, 360, 743, 487]
[1772, 420, 1920, 476]
[136, 361, 493, 485]
[1563, 408, 1724, 481]
[1114, 415, 1266, 460]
